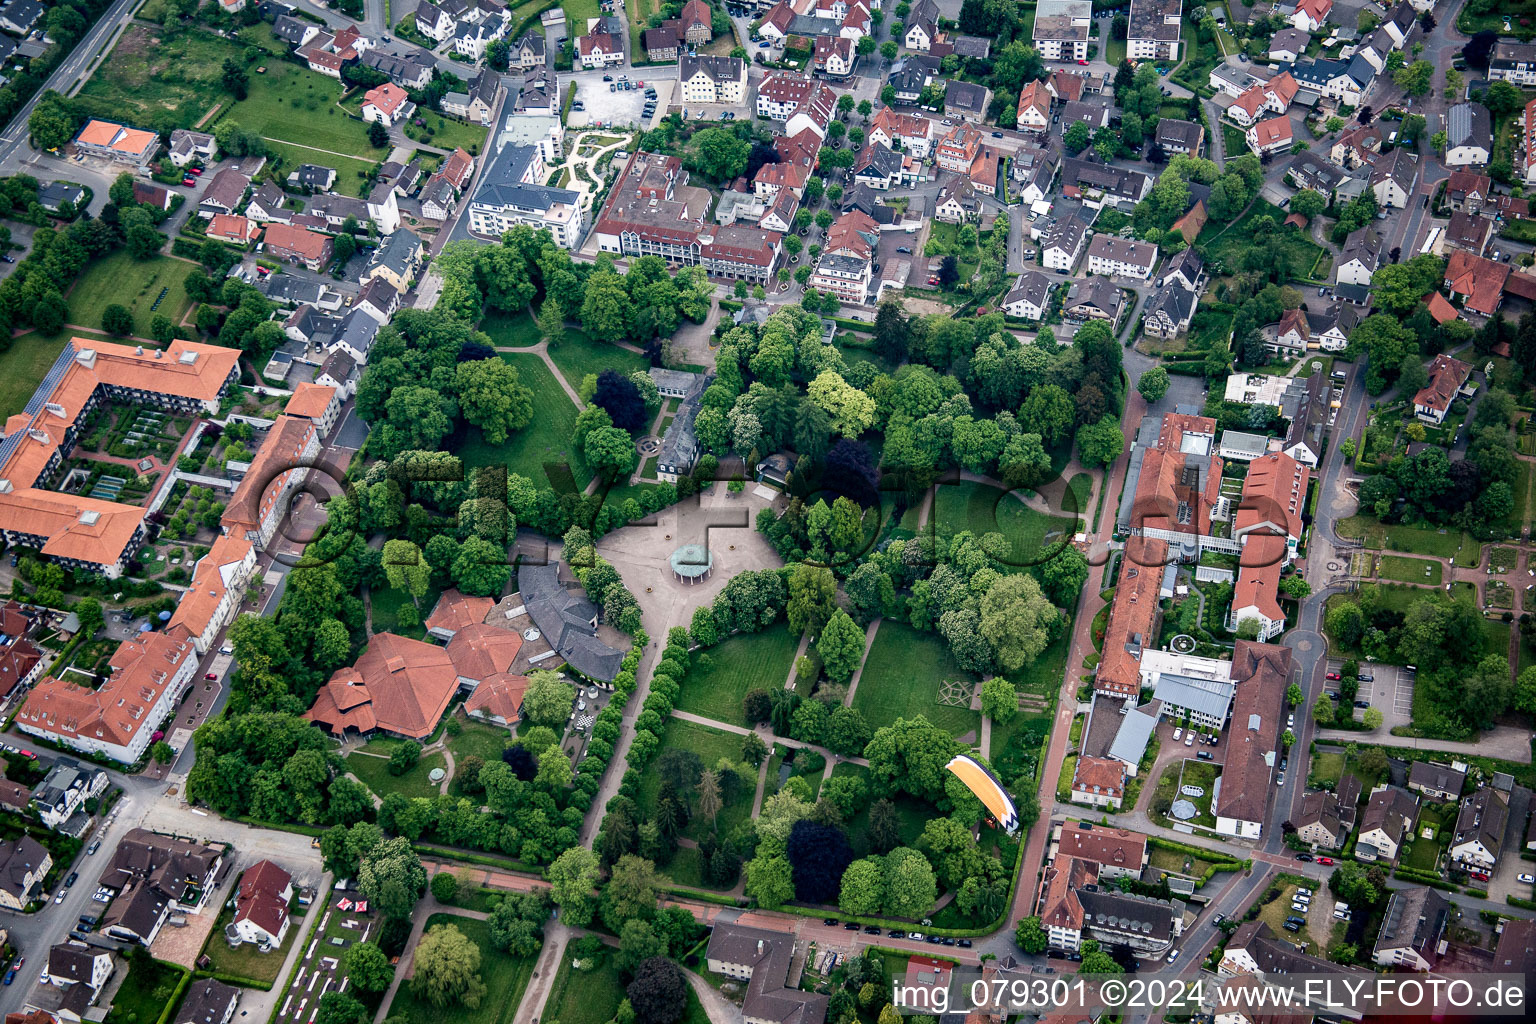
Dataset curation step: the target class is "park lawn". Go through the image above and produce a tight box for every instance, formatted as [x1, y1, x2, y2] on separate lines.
[221, 62, 388, 161]
[68, 253, 198, 335]
[547, 950, 627, 1024]
[1460, 0, 1536, 33]
[1508, 459, 1533, 533]
[1378, 555, 1442, 586]
[1008, 627, 1070, 697]
[384, 915, 536, 1024]
[1335, 516, 1482, 564]
[197, 902, 298, 984]
[482, 310, 543, 347]
[852, 621, 980, 739]
[75, 25, 237, 128]
[260, 140, 380, 198]
[346, 745, 447, 801]
[676, 625, 799, 726]
[932, 480, 1079, 570]
[1480, 617, 1512, 661]
[458, 353, 591, 489]
[639, 717, 756, 842]
[1200, 201, 1326, 282]
[447, 713, 513, 764]
[1309, 751, 1345, 789]
[563, 0, 604, 29]
[547, 331, 651, 393]
[0, 332, 73, 418]
[104, 953, 187, 1024]
[369, 583, 442, 639]
[404, 111, 491, 155]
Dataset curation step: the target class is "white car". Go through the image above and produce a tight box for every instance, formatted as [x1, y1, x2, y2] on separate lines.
[1185, 733, 1194, 746]
[1166, 949, 1180, 963]
[1519, 873, 1535, 884]
[92, 892, 110, 903]
[1172, 728, 1182, 741]
[53, 892, 64, 905]
[38, 971, 48, 985]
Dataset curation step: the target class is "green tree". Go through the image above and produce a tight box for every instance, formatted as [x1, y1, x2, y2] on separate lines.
[1015, 916, 1047, 954]
[691, 127, 751, 181]
[102, 304, 134, 337]
[745, 855, 796, 908]
[979, 574, 1059, 673]
[1076, 416, 1125, 468]
[584, 424, 640, 480]
[358, 837, 426, 921]
[981, 677, 1018, 724]
[522, 670, 576, 728]
[1137, 366, 1170, 403]
[341, 942, 394, 993]
[882, 847, 937, 919]
[538, 298, 566, 346]
[381, 539, 431, 601]
[431, 872, 459, 904]
[412, 923, 486, 1008]
[817, 608, 867, 684]
[547, 847, 601, 927]
[368, 120, 390, 148]
[455, 358, 534, 443]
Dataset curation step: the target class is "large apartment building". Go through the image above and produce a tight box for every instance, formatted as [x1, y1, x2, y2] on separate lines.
[466, 139, 585, 247]
[0, 340, 239, 577]
[1127, 0, 1182, 61]
[1033, 0, 1091, 60]
[593, 151, 781, 284]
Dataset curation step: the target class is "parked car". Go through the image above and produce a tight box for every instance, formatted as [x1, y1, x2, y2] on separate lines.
[1295, 854, 1314, 862]
[603, 74, 613, 81]
[1518, 873, 1535, 884]
[1318, 856, 1334, 865]
[86, 841, 100, 855]
[1326, 672, 1340, 680]
[183, 177, 196, 187]
[823, 918, 838, 925]
[205, 672, 217, 680]
[1358, 673, 1373, 681]
[1354, 700, 1371, 709]
[897, 246, 911, 253]
[864, 926, 880, 934]
[1275, 771, 1286, 786]
[1197, 750, 1213, 760]
[1166, 949, 1180, 964]
[53, 892, 64, 905]
[1185, 733, 1194, 746]
[1172, 728, 1182, 741]
[2, 969, 13, 986]
[843, 922, 859, 930]
[958, 939, 972, 948]
[1077, 58, 1089, 65]
[65, 872, 77, 888]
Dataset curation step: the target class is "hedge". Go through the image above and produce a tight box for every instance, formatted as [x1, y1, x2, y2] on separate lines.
[413, 843, 543, 876]
[1507, 895, 1536, 911]
[194, 969, 274, 991]
[152, 966, 195, 1024]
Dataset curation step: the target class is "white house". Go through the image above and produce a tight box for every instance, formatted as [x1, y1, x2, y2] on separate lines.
[30, 758, 109, 832]
[1448, 787, 1509, 874]
[1290, 0, 1333, 33]
[1002, 272, 1051, 321]
[229, 860, 294, 948]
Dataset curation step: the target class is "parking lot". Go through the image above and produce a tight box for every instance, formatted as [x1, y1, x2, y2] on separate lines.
[1323, 660, 1412, 728]
[568, 76, 672, 130]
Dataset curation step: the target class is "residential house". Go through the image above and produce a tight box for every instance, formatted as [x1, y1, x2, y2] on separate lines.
[1155, 118, 1204, 155]
[1446, 170, 1493, 213]
[1142, 285, 1196, 340]
[1334, 227, 1381, 287]
[813, 34, 854, 77]
[579, 18, 625, 67]
[1246, 116, 1294, 156]
[1449, 786, 1509, 875]
[852, 142, 904, 190]
[1382, 0, 1416, 46]
[1408, 761, 1467, 802]
[44, 942, 113, 994]
[1085, 235, 1157, 280]
[168, 130, 216, 168]
[362, 49, 435, 90]
[1443, 251, 1509, 319]
[442, 70, 502, 125]
[37, 181, 85, 213]
[943, 80, 990, 122]
[1330, 124, 1383, 168]
[354, 277, 401, 325]
[364, 229, 425, 291]
[705, 926, 828, 1024]
[1372, 886, 1449, 971]
[1158, 248, 1205, 292]
[175, 980, 239, 1024]
[1491, 41, 1536, 87]
[933, 175, 979, 223]
[1041, 214, 1088, 271]
[1267, 27, 1309, 62]
[261, 224, 333, 271]
[1069, 756, 1125, 809]
[1002, 272, 1052, 321]
[1290, 0, 1331, 32]
[1016, 80, 1052, 132]
[1225, 72, 1297, 127]
[0, 836, 49, 910]
[195, 167, 251, 219]
[934, 123, 982, 173]
[1444, 210, 1493, 257]
[0, 0, 44, 36]
[361, 83, 415, 125]
[1445, 102, 1492, 167]
[678, 54, 747, 105]
[1060, 158, 1151, 206]
[1295, 775, 1362, 849]
[1063, 276, 1124, 323]
[272, 13, 319, 47]
[229, 860, 292, 948]
[97, 830, 222, 945]
[30, 758, 108, 833]
[903, 0, 940, 51]
[868, 109, 932, 157]
[808, 209, 878, 304]
[1366, 147, 1418, 208]
[1356, 786, 1420, 862]
[286, 164, 337, 191]
[512, 32, 546, 69]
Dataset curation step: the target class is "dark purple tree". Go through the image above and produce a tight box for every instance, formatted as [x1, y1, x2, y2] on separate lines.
[592, 370, 647, 433]
[626, 957, 688, 1024]
[822, 439, 880, 508]
[785, 818, 854, 905]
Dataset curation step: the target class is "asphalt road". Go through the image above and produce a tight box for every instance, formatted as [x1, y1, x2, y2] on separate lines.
[0, 0, 143, 167]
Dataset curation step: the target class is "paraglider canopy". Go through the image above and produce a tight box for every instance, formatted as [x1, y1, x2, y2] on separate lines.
[945, 754, 1019, 833]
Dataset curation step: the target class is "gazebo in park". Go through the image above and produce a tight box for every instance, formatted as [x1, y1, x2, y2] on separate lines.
[669, 543, 713, 585]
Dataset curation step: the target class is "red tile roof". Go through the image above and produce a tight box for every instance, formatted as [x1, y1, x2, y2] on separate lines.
[1413, 352, 1473, 415]
[305, 632, 460, 739]
[425, 589, 494, 636]
[1443, 249, 1509, 317]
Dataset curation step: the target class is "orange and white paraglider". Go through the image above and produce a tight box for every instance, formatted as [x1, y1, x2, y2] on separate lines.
[944, 754, 1019, 833]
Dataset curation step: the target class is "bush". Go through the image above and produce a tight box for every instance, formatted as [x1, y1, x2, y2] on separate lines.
[430, 872, 459, 904]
